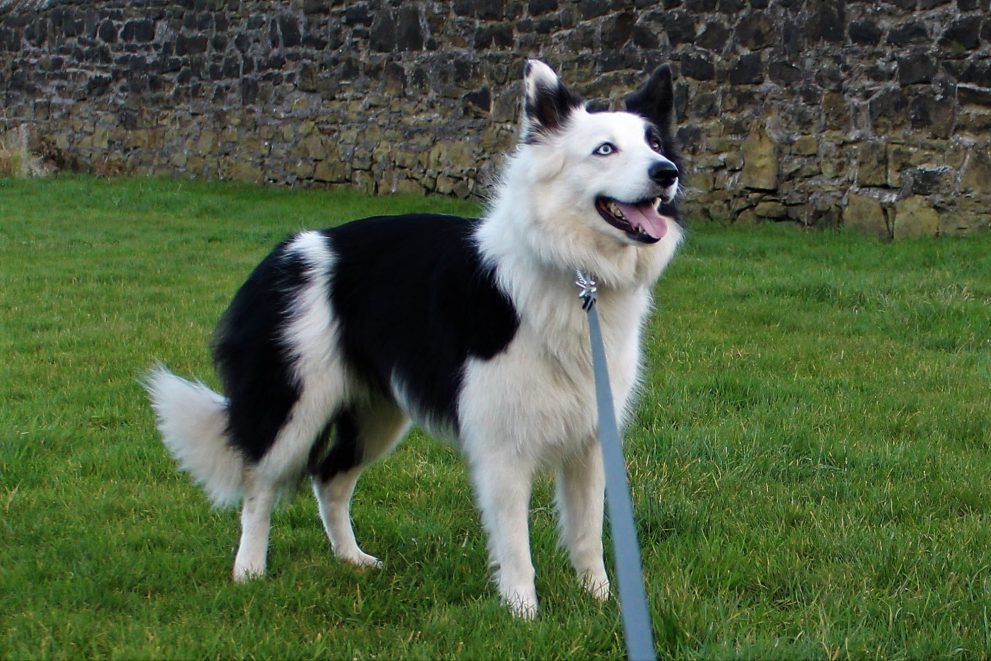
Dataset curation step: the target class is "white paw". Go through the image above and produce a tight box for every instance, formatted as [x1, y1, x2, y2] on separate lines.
[232, 563, 265, 583]
[580, 570, 611, 601]
[502, 585, 539, 620]
[340, 550, 382, 569]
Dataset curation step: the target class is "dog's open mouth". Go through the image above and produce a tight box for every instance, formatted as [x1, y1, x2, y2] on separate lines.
[595, 197, 669, 244]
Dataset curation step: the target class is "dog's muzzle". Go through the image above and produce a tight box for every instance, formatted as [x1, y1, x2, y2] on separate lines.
[595, 196, 671, 244]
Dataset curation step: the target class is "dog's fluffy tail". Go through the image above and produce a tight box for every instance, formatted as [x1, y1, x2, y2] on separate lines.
[144, 365, 245, 507]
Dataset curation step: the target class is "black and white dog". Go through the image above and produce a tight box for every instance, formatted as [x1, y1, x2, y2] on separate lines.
[146, 60, 683, 618]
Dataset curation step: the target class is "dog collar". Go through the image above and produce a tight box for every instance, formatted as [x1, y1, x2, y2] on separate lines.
[574, 270, 598, 310]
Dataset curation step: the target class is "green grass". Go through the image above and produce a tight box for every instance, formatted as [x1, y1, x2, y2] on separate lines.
[2, 175, 990, 659]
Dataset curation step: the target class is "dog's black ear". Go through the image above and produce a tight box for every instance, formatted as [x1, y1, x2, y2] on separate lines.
[522, 60, 583, 143]
[625, 64, 676, 134]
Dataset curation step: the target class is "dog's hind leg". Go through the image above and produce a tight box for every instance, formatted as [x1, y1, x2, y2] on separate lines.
[311, 398, 410, 568]
[556, 441, 610, 600]
[233, 471, 277, 581]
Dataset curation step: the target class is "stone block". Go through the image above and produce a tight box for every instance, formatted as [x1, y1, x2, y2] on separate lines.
[314, 158, 349, 183]
[849, 20, 881, 45]
[196, 129, 216, 154]
[369, 12, 396, 53]
[939, 200, 991, 236]
[98, 19, 117, 43]
[961, 149, 991, 195]
[723, 151, 744, 172]
[696, 20, 729, 50]
[736, 13, 775, 50]
[781, 159, 805, 178]
[662, 11, 696, 47]
[735, 208, 758, 224]
[463, 86, 491, 114]
[887, 144, 914, 188]
[176, 34, 208, 56]
[893, 195, 939, 239]
[632, 24, 659, 49]
[754, 200, 788, 219]
[956, 109, 991, 137]
[728, 53, 763, 85]
[351, 145, 373, 171]
[897, 52, 935, 86]
[769, 61, 802, 85]
[92, 125, 110, 149]
[939, 17, 981, 51]
[791, 136, 818, 157]
[601, 12, 635, 49]
[820, 153, 848, 179]
[680, 53, 715, 81]
[910, 91, 956, 139]
[54, 131, 71, 151]
[300, 133, 324, 159]
[528, 0, 558, 15]
[855, 141, 887, 187]
[870, 88, 908, 131]
[706, 136, 736, 153]
[902, 166, 954, 196]
[354, 170, 382, 196]
[289, 159, 315, 179]
[429, 140, 475, 173]
[391, 174, 425, 195]
[843, 193, 890, 239]
[229, 159, 263, 183]
[121, 19, 155, 43]
[435, 174, 459, 195]
[888, 22, 930, 46]
[805, 0, 844, 43]
[823, 91, 850, 131]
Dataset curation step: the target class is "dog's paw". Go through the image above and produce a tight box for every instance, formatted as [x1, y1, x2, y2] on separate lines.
[502, 585, 539, 620]
[579, 570, 611, 601]
[232, 563, 265, 583]
[340, 550, 382, 570]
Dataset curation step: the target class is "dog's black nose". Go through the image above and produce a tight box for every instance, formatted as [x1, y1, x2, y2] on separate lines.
[649, 161, 679, 188]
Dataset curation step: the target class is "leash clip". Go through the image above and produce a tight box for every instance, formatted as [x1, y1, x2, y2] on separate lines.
[575, 270, 598, 311]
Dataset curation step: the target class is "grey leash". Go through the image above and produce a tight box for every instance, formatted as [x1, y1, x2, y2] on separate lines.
[576, 271, 656, 661]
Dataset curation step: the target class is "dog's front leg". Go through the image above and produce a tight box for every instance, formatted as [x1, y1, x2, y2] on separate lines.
[467, 450, 538, 619]
[556, 441, 610, 600]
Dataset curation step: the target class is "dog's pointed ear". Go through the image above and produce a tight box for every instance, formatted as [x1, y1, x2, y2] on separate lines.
[522, 60, 583, 142]
[625, 64, 676, 134]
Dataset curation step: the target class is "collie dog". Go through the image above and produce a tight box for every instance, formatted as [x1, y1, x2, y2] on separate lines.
[146, 60, 683, 618]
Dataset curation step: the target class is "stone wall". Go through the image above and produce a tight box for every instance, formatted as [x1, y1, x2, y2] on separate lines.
[2, 0, 990, 237]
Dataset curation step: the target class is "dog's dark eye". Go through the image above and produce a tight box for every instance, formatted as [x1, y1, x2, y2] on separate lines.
[593, 142, 617, 157]
[646, 127, 664, 153]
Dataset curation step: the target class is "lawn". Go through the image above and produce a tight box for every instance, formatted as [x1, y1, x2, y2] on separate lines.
[2, 175, 990, 659]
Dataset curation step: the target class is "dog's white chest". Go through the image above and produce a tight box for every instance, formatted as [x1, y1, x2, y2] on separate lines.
[457, 289, 646, 463]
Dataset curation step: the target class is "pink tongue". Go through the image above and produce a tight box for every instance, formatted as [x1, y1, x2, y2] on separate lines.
[616, 200, 669, 239]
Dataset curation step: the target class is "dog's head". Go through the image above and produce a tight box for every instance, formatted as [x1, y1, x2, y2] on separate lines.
[520, 60, 682, 249]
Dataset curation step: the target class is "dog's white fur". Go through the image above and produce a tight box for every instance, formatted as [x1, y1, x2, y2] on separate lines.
[146, 60, 682, 618]
[463, 65, 681, 614]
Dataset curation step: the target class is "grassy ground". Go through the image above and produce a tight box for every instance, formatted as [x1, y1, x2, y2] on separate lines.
[2, 175, 990, 659]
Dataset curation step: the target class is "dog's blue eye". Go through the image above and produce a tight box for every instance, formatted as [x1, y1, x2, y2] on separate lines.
[594, 142, 617, 156]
